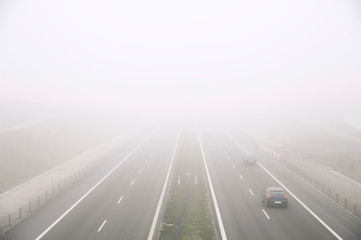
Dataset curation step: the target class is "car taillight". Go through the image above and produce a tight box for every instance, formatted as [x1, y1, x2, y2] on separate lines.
[284, 193, 287, 199]
[268, 193, 271, 198]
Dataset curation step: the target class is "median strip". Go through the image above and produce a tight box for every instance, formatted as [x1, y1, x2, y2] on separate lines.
[155, 130, 218, 240]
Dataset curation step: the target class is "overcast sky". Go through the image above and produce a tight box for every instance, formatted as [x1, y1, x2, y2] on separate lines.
[1, 0, 361, 117]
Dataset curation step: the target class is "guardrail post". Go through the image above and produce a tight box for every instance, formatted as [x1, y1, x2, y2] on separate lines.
[19, 208, 22, 219]
[46, 191, 48, 201]
[29, 201, 32, 212]
[328, 189, 331, 197]
[38, 196, 40, 206]
[322, 184, 324, 193]
[8, 215, 11, 227]
[336, 193, 338, 203]
[58, 182, 61, 192]
[354, 205, 357, 215]
[345, 199, 347, 209]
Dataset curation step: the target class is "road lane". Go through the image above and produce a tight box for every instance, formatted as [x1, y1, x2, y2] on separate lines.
[199, 129, 340, 240]
[225, 129, 361, 240]
[1, 129, 179, 240]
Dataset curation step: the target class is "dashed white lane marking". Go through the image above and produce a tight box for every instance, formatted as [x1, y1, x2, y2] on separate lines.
[258, 162, 343, 240]
[34, 134, 152, 240]
[248, 189, 254, 196]
[239, 174, 244, 180]
[198, 131, 228, 240]
[138, 169, 142, 174]
[262, 209, 270, 220]
[232, 164, 236, 169]
[97, 220, 107, 232]
[227, 133, 344, 240]
[130, 180, 134, 186]
[147, 132, 181, 240]
[145, 160, 148, 164]
[117, 196, 123, 204]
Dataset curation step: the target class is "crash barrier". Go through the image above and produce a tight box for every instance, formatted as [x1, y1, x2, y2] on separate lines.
[0, 159, 100, 236]
[259, 144, 361, 222]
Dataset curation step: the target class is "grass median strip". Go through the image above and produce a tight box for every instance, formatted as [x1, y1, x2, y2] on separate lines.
[157, 129, 217, 240]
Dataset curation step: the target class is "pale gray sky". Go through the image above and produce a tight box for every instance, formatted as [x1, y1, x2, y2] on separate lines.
[1, 0, 361, 117]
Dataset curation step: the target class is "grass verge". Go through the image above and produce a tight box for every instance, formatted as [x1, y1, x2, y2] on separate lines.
[157, 129, 217, 240]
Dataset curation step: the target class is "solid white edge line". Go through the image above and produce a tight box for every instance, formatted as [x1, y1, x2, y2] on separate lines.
[239, 174, 244, 180]
[147, 132, 181, 240]
[257, 162, 343, 240]
[97, 219, 107, 232]
[248, 189, 254, 196]
[130, 180, 135, 186]
[34, 134, 153, 240]
[224, 133, 249, 154]
[117, 196, 123, 204]
[226, 133, 343, 240]
[262, 209, 270, 220]
[138, 169, 142, 174]
[197, 130, 228, 240]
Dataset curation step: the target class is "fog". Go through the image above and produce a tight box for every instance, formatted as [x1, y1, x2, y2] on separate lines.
[1, 0, 361, 122]
[2, 2, 361, 236]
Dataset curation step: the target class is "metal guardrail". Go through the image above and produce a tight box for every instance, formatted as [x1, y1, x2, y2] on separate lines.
[278, 156, 361, 221]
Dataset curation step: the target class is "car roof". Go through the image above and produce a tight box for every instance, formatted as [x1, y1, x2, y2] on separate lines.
[266, 187, 284, 192]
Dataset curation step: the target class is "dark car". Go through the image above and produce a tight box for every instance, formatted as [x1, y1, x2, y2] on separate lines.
[262, 187, 288, 208]
[242, 154, 257, 165]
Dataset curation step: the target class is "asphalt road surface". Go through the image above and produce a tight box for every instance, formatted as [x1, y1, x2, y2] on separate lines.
[1, 126, 361, 240]
[198, 128, 361, 240]
[1, 128, 180, 240]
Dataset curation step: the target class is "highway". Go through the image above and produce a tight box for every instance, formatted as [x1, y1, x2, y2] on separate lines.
[1, 129, 180, 240]
[1, 126, 361, 240]
[198, 128, 361, 240]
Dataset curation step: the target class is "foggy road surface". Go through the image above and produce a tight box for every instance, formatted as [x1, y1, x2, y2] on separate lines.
[1, 129, 179, 240]
[198, 129, 361, 240]
[1, 127, 361, 240]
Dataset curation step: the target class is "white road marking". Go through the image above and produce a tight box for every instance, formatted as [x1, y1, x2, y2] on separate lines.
[262, 209, 270, 220]
[227, 133, 344, 240]
[239, 174, 244, 180]
[97, 220, 107, 232]
[130, 180, 134, 186]
[258, 162, 343, 239]
[248, 189, 254, 196]
[227, 156, 230, 160]
[117, 196, 123, 204]
[232, 164, 236, 169]
[145, 160, 148, 164]
[147, 132, 181, 240]
[225, 133, 249, 154]
[198, 131, 228, 240]
[138, 169, 142, 174]
[34, 134, 153, 240]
